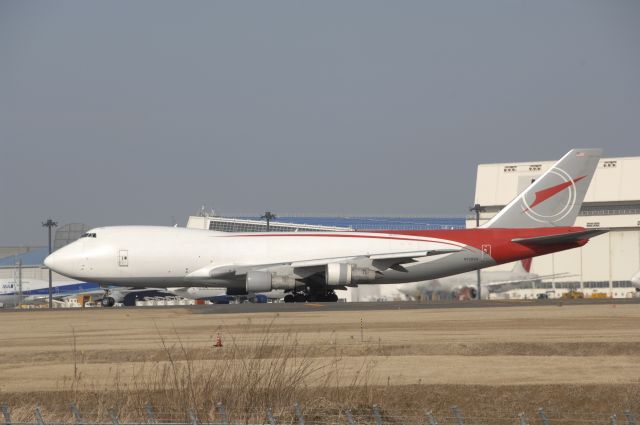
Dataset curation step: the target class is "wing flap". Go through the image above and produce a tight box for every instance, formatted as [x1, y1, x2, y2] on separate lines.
[369, 249, 460, 260]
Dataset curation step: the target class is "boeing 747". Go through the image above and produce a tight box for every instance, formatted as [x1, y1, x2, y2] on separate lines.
[45, 149, 606, 302]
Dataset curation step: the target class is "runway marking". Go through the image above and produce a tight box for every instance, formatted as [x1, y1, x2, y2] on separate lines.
[305, 303, 326, 308]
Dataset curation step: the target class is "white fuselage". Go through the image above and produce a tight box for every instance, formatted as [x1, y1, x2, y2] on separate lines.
[44, 226, 489, 290]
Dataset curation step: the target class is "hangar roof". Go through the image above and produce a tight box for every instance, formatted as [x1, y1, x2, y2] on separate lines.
[0, 247, 48, 267]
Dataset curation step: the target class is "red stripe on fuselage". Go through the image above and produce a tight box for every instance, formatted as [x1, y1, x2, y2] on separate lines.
[378, 227, 590, 264]
[224, 227, 590, 266]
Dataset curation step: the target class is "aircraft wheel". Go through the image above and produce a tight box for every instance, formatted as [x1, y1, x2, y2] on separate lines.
[101, 297, 115, 307]
[327, 292, 338, 302]
[284, 294, 294, 303]
[293, 293, 307, 303]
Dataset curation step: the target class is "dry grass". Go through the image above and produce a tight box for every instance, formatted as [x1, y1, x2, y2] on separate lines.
[4, 384, 640, 425]
[4, 319, 377, 423]
[1, 304, 640, 424]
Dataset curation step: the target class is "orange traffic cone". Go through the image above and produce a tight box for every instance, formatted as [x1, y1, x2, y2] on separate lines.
[214, 334, 223, 348]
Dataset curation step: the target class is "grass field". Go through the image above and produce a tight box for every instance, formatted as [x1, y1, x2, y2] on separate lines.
[1, 303, 639, 424]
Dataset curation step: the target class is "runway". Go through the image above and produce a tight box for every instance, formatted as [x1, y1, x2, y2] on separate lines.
[1, 298, 637, 314]
[193, 297, 639, 314]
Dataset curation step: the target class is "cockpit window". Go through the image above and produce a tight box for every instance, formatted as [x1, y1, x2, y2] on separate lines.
[80, 232, 97, 238]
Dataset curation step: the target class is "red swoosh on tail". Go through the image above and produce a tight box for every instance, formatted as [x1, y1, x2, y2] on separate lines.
[522, 175, 586, 213]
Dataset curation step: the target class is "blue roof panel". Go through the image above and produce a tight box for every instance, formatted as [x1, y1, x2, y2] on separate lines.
[0, 247, 49, 267]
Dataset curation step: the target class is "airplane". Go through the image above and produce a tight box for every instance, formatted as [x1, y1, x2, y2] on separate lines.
[0, 278, 104, 307]
[396, 258, 568, 300]
[0, 277, 276, 308]
[0, 278, 171, 308]
[45, 149, 607, 303]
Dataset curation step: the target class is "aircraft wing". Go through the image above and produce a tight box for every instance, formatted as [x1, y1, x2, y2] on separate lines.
[290, 249, 460, 269]
[185, 248, 461, 281]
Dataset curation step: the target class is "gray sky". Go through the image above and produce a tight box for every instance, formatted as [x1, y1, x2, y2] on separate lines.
[1, 1, 639, 246]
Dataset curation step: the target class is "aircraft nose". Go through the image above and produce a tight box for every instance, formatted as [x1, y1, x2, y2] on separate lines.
[43, 243, 83, 277]
[43, 252, 57, 269]
[44, 250, 70, 274]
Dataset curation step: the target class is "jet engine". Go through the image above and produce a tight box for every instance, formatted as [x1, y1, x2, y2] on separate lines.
[246, 271, 299, 292]
[325, 263, 377, 286]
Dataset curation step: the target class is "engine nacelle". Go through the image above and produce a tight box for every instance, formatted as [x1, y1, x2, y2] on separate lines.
[246, 271, 298, 292]
[325, 263, 377, 286]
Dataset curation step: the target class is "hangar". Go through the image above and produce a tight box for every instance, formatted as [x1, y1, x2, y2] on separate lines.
[470, 154, 640, 298]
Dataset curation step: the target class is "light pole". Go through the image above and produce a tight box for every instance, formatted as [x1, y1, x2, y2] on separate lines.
[261, 211, 276, 232]
[17, 258, 23, 307]
[42, 218, 58, 308]
[469, 204, 485, 300]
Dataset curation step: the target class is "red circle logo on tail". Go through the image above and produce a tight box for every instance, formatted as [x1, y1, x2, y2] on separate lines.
[520, 168, 586, 223]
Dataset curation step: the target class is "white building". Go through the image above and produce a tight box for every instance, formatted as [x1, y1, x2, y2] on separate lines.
[470, 155, 640, 298]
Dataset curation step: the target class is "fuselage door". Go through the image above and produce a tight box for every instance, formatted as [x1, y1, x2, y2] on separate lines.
[118, 250, 129, 267]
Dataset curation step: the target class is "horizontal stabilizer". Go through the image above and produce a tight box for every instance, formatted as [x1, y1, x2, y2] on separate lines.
[512, 229, 608, 246]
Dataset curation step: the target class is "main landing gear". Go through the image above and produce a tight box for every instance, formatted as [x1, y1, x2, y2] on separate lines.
[101, 296, 116, 307]
[283, 290, 338, 303]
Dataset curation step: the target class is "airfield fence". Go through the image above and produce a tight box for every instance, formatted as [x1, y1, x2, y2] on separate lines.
[1, 402, 637, 425]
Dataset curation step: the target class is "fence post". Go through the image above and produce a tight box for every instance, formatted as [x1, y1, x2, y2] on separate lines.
[372, 405, 383, 425]
[294, 403, 305, 425]
[612, 415, 619, 425]
[70, 403, 84, 425]
[624, 411, 637, 425]
[344, 409, 356, 425]
[145, 403, 157, 424]
[424, 409, 438, 425]
[188, 408, 198, 425]
[1, 404, 11, 425]
[518, 412, 528, 425]
[537, 408, 550, 425]
[266, 407, 277, 425]
[216, 403, 228, 425]
[452, 406, 465, 425]
[34, 407, 46, 425]
[108, 409, 120, 425]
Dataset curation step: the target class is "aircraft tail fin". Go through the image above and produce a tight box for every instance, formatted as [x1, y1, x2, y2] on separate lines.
[484, 149, 602, 228]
